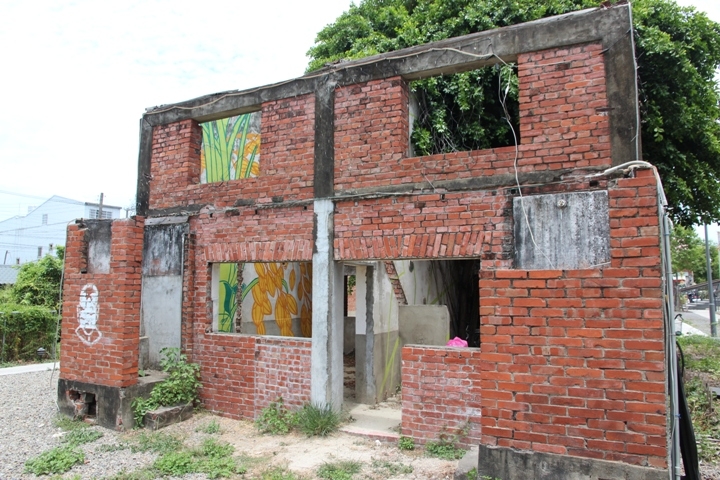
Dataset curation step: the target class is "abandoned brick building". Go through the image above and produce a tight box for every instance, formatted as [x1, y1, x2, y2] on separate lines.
[58, 4, 681, 479]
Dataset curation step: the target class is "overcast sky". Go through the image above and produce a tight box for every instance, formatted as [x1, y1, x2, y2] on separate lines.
[0, 0, 718, 225]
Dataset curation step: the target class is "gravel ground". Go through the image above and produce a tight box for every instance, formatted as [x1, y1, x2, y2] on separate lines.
[4, 369, 720, 479]
[0, 370, 457, 479]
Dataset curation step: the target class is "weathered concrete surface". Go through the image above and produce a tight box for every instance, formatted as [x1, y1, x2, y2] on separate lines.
[57, 373, 165, 430]
[454, 446, 479, 480]
[399, 305, 450, 347]
[86, 220, 112, 274]
[141, 276, 182, 368]
[514, 191, 610, 270]
[141, 222, 186, 368]
[143, 402, 193, 431]
[311, 199, 344, 411]
[477, 445, 665, 480]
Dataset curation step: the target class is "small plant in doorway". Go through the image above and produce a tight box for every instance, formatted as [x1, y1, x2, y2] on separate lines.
[131, 347, 201, 426]
[296, 402, 340, 436]
[425, 429, 467, 460]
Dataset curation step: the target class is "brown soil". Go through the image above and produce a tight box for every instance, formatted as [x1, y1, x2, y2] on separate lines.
[157, 412, 458, 479]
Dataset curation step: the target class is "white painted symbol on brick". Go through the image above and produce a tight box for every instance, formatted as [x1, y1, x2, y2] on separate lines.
[76, 283, 102, 345]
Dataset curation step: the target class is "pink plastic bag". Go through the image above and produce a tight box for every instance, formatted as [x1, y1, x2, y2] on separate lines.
[446, 337, 468, 347]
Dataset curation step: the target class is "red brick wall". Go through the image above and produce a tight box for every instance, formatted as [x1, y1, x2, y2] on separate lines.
[335, 191, 512, 261]
[149, 95, 315, 211]
[334, 77, 409, 191]
[195, 334, 256, 419]
[478, 169, 666, 468]
[195, 334, 311, 419]
[401, 346, 482, 448]
[255, 337, 312, 412]
[60, 218, 144, 388]
[333, 43, 610, 261]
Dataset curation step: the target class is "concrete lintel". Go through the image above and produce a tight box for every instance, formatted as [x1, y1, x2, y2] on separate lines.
[310, 199, 344, 411]
[334, 169, 580, 199]
[144, 216, 189, 226]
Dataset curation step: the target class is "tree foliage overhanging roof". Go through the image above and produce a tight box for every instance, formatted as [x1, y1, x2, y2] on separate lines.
[306, 0, 720, 227]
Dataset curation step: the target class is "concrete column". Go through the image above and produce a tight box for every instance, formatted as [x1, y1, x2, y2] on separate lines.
[354, 265, 376, 404]
[310, 199, 344, 411]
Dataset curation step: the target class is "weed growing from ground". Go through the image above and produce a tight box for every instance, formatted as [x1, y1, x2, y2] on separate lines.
[296, 403, 340, 436]
[129, 432, 183, 454]
[132, 347, 201, 426]
[260, 466, 303, 480]
[53, 415, 89, 431]
[371, 459, 413, 475]
[25, 446, 85, 475]
[317, 460, 362, 480]
[398, 436, 415, 450]
[425, 432, 467, 460]
[62, 428, 103, 446]
[197, 418, 221, 434]
[255, 398, 298, 435]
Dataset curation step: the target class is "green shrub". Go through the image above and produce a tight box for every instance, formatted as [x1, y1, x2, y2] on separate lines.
[296, 403, 340, 437]
[132, 347, 201, 426]
[25, 446, 84, 475]
[255, 398, 298, 435]
[154, 450, 197, 476]
[398, 436, 415, 450]
[0, 304, 57, 362]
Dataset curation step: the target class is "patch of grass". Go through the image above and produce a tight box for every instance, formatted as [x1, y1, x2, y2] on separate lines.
[425, 438, 467, 460]
[129, 431, 183, 454]
[261, 466, 303, 480]
[25, 445, 84, 475]
[398, 436, 415, 450]
[256, 398, 298, 435]
[153, 450, 196, 476]
[102, 467, 157, 480]
[678, 335, 720, 374]
[371, 459, 413, 475]
[97, 442, 130, 453]
[296, 403, 340, 437]
[317, 460, 362, 480]
[53, 415, 90, 432]
[152, 438, 244, 479]
[197, 418, 221, 434]
[62, 427, 103, 446]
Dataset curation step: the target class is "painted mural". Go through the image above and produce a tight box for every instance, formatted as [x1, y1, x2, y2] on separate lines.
[200, 112, 261, 184]
[76, 283, 102, 345]
[217, 262, 312, 337]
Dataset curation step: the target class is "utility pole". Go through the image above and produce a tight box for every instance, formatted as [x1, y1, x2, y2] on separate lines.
[705, 224, 717, 337]
[98, 193, 104, 219]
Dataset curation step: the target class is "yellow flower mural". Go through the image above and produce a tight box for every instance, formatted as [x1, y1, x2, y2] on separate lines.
[234, 262, 312, 337]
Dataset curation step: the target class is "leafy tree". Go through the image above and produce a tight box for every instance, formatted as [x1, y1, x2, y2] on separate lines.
[307, 0, 720, 226]
[9, 246, 64, 310]
[671, 225, 718, 283]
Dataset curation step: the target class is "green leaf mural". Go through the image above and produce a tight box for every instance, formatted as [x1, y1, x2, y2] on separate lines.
[200, 112, 261, 183]
[218, 263, 238, 333]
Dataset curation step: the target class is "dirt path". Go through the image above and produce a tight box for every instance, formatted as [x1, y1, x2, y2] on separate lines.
[161, 412, 459, 479]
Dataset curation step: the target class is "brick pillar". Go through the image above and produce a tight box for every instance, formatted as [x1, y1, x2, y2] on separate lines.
[60, 217, 145, 388]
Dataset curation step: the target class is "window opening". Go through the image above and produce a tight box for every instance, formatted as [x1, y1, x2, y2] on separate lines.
[200, 112, 261, 184]
[409, 64, 519, 157]
[89, 208, 112, 219]
[212, 261, 312, 337]
[42, 213, 48, 225]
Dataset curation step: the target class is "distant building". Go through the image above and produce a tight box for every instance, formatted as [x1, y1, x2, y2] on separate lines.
[0, 265, 18, 286]
[0, 195, 122, 265]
